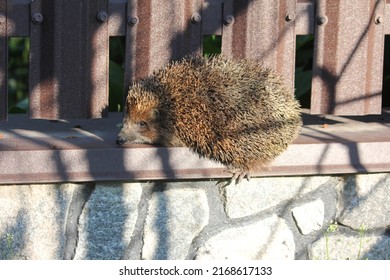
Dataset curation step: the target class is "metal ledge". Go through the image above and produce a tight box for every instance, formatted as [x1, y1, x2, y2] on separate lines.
[0, 110, 389, 184]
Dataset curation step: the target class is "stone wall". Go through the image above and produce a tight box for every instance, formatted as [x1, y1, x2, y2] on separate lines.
[0, 173, 389, 260]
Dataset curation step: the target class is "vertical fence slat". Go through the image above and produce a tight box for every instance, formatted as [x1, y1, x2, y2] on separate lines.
[88, 0, 109, 118]
[386, 0, 390, 34]
[296, 0, 315, 35]
[108, 0, 127, 36]
[0, 0, 6, 120]
[7, 0, 30, 37]
[29, 0, 109, 119]
[222, 0, 297, 90]
[202, 0, 223, 35]
[311, 0, 385, 115]
[124, 0, 202, 90]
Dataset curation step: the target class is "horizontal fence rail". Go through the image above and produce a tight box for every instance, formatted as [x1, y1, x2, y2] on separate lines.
[0, 0, 390, 120]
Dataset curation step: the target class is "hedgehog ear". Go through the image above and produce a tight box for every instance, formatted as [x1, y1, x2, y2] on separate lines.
[150, 109, 160, 120]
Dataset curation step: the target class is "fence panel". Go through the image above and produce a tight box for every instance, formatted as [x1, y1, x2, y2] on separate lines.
[222, 0, 297, 89]
[1, 0, 389, 120]
[124, 0, 202, 88]
[29, 0, 109, 119]
[311, 0, 385, 115]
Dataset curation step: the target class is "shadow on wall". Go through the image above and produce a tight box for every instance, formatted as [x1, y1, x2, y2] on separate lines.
[0, 210, 26, 260]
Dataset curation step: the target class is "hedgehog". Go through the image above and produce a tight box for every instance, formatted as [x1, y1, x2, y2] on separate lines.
[116, 55, 302, 182]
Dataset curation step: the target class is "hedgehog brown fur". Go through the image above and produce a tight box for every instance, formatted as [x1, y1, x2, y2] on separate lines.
[116, 55, 302, 182]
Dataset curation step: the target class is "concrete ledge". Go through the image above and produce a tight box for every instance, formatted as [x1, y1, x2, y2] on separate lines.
[0, 110, 389, 184]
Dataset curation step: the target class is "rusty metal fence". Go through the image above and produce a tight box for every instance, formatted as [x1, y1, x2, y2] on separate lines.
[0, 0, 389, 121]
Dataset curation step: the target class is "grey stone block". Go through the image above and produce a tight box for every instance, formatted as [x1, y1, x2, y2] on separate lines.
[142, 187, 209, 260]
[292, 199, 324, 235]
[223, 176, 332, 219]
[309, 232, 390, 260]
[338, 173, 390, 230]
[195, 215, 295, 260]
[0, 183, 76, 259]
[74, 182, 142, 260]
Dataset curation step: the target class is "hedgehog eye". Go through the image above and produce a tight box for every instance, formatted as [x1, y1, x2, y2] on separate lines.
[138, 121, 147, 128]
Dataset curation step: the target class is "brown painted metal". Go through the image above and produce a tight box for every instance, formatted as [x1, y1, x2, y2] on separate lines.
[108, 0, 127, 36]
[202, 0, 223, 35]
[385, 0, 390, 34]
[222, 0, 297, 89]
[29, 0, 109, 119]
[123, 0, 202, 90]
[311, 0, 385, 115]
[0, 111, 390, 184]
[7, 0, 30, 37]
[0, 0, 6, 120]
[296, 0, 315, 35]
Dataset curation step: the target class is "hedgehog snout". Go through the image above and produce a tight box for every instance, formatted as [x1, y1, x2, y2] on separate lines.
[116, 136, 126, 145]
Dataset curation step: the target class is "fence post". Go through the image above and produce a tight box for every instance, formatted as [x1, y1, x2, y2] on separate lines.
[311, 0, 385, 115]
[123, 0, 202, 94]
[29, 0, 109, 119]
[222, 0, 297, 90]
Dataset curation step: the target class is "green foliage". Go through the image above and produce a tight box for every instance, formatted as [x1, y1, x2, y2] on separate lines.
[295, 35, 314, 108]
[203, 35, 222, 57]
[322, 222, 369, 260]
[109, 37, 125, 112]
[357, 224, 368, 260]
[8, 37, 29, 113]
[0, 233, 15, 260]
[383, 36, 390, 107]
[324, 221, 339, 260]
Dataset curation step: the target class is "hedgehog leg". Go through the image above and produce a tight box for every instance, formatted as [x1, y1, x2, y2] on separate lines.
[226, 168, 251, 184]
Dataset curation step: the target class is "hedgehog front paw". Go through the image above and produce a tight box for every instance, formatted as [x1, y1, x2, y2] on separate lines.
[225, 168, 251, 184]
